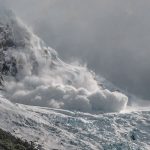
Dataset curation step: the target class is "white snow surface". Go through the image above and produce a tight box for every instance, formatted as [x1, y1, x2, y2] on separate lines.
[0, 92, 150, 150]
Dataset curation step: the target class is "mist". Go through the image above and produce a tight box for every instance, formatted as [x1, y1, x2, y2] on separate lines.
[4, 0, 150, 100]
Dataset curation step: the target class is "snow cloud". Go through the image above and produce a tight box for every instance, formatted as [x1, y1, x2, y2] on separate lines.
[4, 0, 150, 100]
[1, 5, 128, 113]
[6, 76, 128, 113]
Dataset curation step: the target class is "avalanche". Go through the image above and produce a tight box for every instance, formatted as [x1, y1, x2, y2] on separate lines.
[0, 6, 150, 150]
[0, 7, 128, 113]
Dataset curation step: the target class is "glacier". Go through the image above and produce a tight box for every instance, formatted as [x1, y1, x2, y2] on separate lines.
[0, 92, 150, 150]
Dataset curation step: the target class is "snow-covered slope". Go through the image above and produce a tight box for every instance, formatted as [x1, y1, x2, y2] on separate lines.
[0, 92, 150, 150]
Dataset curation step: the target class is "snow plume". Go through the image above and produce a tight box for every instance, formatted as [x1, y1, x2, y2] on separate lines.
[1, 8, 128, 113]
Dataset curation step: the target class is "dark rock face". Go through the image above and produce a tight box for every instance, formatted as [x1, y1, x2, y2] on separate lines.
[1, 56, 17, 76]
[0, 23, 18, 85]
[0, 23, 16, 49]
[0, 128, 38, 150]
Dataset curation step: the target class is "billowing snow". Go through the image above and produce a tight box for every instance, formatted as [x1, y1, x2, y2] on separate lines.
[0, 7, 128, 113]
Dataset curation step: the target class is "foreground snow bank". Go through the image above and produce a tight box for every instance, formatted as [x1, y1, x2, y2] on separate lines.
[0, 93, 149, 150]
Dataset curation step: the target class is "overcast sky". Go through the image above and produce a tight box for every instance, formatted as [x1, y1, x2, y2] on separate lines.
[3, 0, 150, 100]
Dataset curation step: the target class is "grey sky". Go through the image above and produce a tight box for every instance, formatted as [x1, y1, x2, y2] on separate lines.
[3, 0, 150, 100]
